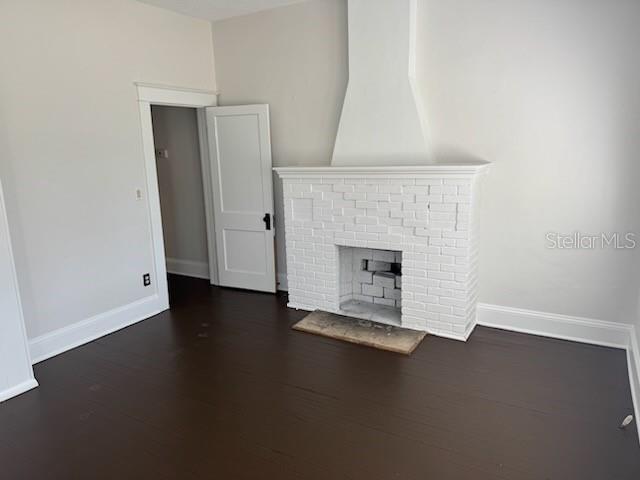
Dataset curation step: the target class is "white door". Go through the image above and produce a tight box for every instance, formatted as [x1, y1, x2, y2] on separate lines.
[205, 104, 276, 293]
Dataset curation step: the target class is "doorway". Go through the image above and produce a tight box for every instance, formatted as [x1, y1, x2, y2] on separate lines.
[136, 84, 276, 311]
[151, 105, 210, 282]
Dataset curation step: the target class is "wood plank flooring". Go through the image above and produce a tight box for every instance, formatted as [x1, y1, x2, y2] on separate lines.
[0, 275, 638, 479]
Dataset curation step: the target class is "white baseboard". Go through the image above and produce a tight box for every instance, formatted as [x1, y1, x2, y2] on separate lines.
[627, 326, 640, 444]
[277, 273, 288, 291]
[477, 303, 639, 445]
[29, 294, 167, 364]
[0, 378, 39, 403]
[476, 303, 632, 349]
[166, 258, 209, 280]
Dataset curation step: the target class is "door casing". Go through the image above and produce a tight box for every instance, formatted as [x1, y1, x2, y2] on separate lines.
[136, 83, 220, 311]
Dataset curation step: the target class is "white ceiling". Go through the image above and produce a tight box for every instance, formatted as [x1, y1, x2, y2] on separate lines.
[137, 0, 311, 21]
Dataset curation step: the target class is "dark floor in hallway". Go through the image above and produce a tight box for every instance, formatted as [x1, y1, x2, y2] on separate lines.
[0, 275, 638, 479]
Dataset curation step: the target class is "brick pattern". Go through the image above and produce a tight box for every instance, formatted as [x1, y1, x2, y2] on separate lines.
[282, 176, 481, 340]
[341, 248, 402, 308]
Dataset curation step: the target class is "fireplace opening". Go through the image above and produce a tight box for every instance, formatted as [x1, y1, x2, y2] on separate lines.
[338, 247, 402, 326]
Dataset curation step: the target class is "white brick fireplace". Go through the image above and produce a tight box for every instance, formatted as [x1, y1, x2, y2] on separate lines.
[275, 164, 489, 341]
[274, 0, 490, 341]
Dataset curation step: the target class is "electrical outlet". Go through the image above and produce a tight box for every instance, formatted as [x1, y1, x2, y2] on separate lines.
[143, 273, 151, 287]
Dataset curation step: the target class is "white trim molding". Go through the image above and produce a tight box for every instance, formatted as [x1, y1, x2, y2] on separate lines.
[0, 177, 38, 402]
[477, 303, 633, 349]
[0, 379, 39, 403]
[627, 326, 640, 445]
[135, 83, 218, 312]
[29, 295, 165, 364]
[478, 302, 639, 444]
[277, 273, 288, 292]
[166, 258, 210, 280]
[135, 82, 218, 107]
[274, 162, 490, 179]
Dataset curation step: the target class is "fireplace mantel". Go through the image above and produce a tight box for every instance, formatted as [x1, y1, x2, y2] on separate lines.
[274, 162, 490, 179]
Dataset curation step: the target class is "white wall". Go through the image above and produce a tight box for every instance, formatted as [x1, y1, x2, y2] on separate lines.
[0, 0, 216, 339]
[417, 0, 640, 324]
[152, 106, 209, 268]
[212, 0, 347, 286]
[212, 0, 640, 324]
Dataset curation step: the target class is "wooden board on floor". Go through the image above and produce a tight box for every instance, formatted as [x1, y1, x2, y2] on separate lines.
[292, 310, 426, 355]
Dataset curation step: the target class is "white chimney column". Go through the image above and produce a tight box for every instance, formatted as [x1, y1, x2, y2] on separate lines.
[332, 0, 429, 166]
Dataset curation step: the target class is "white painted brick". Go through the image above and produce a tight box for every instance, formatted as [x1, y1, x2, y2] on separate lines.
[377, 202, 402, 211]
[429, 185, 456, 195]
[390, 210, 414, 218]
[372, 250, 396, 262]
[354, 294, 374, 303]
[442, 247, 468, 257]
[355, 201, 378, 209]
[334, 231, 355, 240]
[374, 297, 396, 306]
[373, 272, 396, 289]
[355, 184, 378, 193]
[356, 216, 377, 225]
[415, 194, 443, 203]
[414, 294, 439, 306]
[323, 192, 344, 200]
[366, 193, 390, 201]
[362, 283, 384, 297]
[430, 203, 456, 212]
[379, 234, 402, 243]
[427, 270, 454, 281]
[403, 219, 429, 228]
[344, 192, 367, 201]
[333, 184, 355, 193]
[384, 287, 401, 300]
[367, 260, 391, 271]
[366, 225, 389, 234]
[355, 232, 378, 241]
[378, 185, 402, 194]
[291, 184, 312, 193]
[390, 194, 415, 202]
[367, 208, 389, 217]
[356, 271, 373, 283]
[403, 203, 428, 211]
[403, 185, 431, 193]
[333, 200, 356, 208]
[427, 303, 453, 314]
[280, 173, 483, 341]
[403, 302, 427, 312]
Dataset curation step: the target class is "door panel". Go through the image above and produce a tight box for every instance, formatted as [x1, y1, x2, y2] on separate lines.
[206, 105, 276, 293]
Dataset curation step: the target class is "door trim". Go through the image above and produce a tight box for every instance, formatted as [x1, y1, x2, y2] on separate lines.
[135, 83, 218, 308]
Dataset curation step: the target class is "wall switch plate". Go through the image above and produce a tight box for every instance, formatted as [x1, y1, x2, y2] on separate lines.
[155, 149, 169, 159]
[143, 273, 151, 287]
[135, 188, 143, 201]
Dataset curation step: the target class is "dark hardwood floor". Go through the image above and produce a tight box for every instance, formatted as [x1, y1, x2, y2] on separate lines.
[1, 275, 638, 479]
